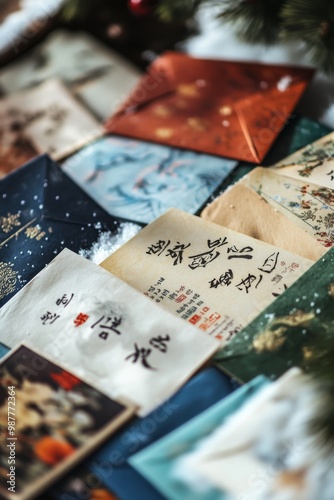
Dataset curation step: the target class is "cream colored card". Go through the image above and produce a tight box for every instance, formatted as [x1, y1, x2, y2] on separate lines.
[0, 30, 142, 120]
[191, 369, 304, 498]
[241, 167, 334, 248]
[101, 208, 313, 344]
[0, 249, 219, 416]
[201, 183, 325, 261]
[0, 78, 102, 176]
[273, 131, 334, 189]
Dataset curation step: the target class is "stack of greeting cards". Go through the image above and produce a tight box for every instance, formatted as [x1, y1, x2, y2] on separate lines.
[0, 28, 333, 500]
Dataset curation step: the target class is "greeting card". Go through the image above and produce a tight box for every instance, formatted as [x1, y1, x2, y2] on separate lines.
[106, 52, 314, 163]
[215, 247, 334, 383]
[241, 167, 334, 248]
[201, 183, 325, 261]
[0, 79, 101, 176]
[0, 155, 135, 308]
[0, 30, 142, 120]
[101, 208, 313, 344]
[0, 249, 219, 416]
[62, 135, 237, 224]
[0, 344, 134, 500]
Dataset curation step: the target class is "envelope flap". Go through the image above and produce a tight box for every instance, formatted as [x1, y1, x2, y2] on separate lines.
[234, 82, 312, 162]
[109, 53, 174, 122]
[43, 156, 114, 226]
[105, 53, 314, 163]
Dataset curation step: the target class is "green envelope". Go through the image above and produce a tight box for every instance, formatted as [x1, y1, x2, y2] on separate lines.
[129, 376, 270, 500]
[215, 248, 334, 383]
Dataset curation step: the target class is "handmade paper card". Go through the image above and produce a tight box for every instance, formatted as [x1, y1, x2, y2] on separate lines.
[106, 52, 314, 163]
[201, 183, 325, 261]
[0, 344, 134, 500]
[0, 79, 101, 177]
[129, 376, 270, 500]
[0, 249, 219, 416]
[241, 167, 334, 248]
[191, 370, 305, 498]
[62, 135, 237, 224]
[273, 131, 334, 189]
[215, 247, 334, 383]
[54, 367, 237, 500]
[0, 155, 138, 308]
[101, 208, 313, 344]
[0, 29, 142, 120]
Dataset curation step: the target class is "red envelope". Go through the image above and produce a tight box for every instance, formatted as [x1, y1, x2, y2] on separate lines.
[105, 52, 314, 163]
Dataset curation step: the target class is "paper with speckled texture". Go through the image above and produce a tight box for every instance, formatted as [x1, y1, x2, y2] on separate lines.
[101, 208, 314, 345]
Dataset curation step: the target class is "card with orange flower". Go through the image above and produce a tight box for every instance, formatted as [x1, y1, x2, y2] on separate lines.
[0, 344, 135, 500]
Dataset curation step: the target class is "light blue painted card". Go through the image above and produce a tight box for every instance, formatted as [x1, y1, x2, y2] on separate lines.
[130, 375, 270, 500]
[62, 136, 237, 224]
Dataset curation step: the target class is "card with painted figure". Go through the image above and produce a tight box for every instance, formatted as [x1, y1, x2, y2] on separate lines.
[0, 343, 135, 500]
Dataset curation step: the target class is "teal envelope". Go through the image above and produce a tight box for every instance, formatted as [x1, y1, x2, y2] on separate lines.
[215, 248, 334, 383]
[129, 375, 270, 500]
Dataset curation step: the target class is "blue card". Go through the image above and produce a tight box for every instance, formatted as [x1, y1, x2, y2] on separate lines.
[129, 376, 270, 500]
[62, 136, 237, 224]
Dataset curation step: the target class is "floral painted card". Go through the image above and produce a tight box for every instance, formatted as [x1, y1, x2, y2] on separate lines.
[214, 247, 334, 383]
[0, 79, 101, 177]
[273, 131, 334, 189]
[62, 135, 237, 224]
[241, 167, 334, 248]
[0, 249, 219, 416]
[0, 344, 134, 500]
[101, 208, 313, 344]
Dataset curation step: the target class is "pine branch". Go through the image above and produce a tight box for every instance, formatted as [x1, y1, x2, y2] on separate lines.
[156, 0, 205, 21]
[218, 0, 286, 45]
[281, 0, 334, 74]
